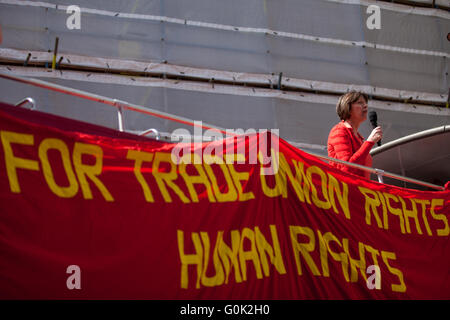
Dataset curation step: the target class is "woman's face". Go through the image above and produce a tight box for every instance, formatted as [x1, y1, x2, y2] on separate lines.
[349, 96, 368, 123]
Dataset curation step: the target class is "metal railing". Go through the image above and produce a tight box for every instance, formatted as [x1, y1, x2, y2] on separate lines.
[0, 72, 229, 136]
[305, 151, 444, 191]
[0, 71, 445, 191]
[15, 97, 36, 110]
[140, 128, 161, 140]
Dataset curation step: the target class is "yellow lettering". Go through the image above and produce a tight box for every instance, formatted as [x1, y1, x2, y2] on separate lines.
[200, 232, 225, 287]
[259, 151, 287, 198]
[321, 231, 349, 282]
[292, 160, 312, 204]
[381, 250, 406, 293]
[316, 229, 329, 277]
[39, 138, 79, 198]
[289, 226, 321, 276]
[179, 154, 216, 203]
[225, 154, 255, 201]
[342, 239, 367, 283]
[414, 199, 432, 236]
[327, 173, 350, 219]
[217, 230, 242, 284]
[126, 150, 154, 202]
[384, 193, 405, 234]
[376, 191, 389, 230]
[255, 225, 286, 277]
[307, 166, 331, 210]
[364, 244, 380, 266]
[152, 152, 190, 203]
[72, 142, 113, 201]
[177, 230, 203, 289]
[275, 153, 312, 203]
[399, 196, 422, 235]
[0, 131, 39, 193]
[239, 228, 263, 281]
[430, 199, 449, 236]
[358, 187, 383, 228]
[203, 155, 238, 202]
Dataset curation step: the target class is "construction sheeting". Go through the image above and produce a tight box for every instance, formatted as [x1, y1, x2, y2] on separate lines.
[0, 0, 448, 94]
[1, 48, 446, 104]
[0, 0, 449, 156]
[1, 76, 449, 156]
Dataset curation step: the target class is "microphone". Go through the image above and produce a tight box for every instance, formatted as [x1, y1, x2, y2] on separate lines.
[368, 111, 381, 146]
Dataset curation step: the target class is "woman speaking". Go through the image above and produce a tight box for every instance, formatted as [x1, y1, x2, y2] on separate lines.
[327, 91, 382, 179]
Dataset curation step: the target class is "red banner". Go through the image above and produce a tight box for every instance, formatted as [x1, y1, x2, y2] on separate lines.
[0, 102, 449, 299]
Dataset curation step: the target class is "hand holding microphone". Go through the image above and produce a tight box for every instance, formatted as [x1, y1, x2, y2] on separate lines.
[368, 111, 382, 146]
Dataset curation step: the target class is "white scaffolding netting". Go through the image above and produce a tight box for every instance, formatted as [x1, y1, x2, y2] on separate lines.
[0, 0, 449, 155]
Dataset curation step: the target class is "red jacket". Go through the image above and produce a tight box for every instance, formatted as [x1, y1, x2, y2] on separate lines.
[327, 122, 374, 179]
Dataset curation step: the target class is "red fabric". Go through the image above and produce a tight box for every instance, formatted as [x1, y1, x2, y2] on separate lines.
[1, 103, 449, 299]
[327, 121, 374, 179]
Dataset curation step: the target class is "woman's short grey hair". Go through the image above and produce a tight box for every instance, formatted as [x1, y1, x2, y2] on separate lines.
[336, 91, 368, 120]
